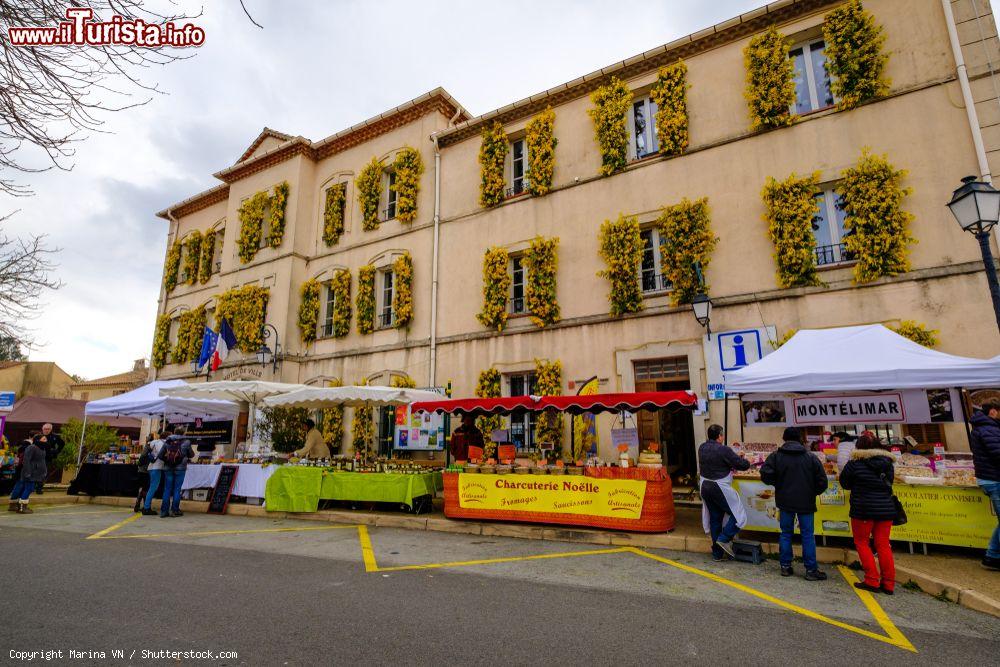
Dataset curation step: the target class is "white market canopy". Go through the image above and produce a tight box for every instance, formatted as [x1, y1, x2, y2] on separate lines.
[159, 380, 310, 405]
[85, 379, 241, 422]
[262, 385, 444, 409]
[725, 325, 1000, 393]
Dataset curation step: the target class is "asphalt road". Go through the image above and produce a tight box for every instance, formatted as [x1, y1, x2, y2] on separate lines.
[1, 508, 997, 666]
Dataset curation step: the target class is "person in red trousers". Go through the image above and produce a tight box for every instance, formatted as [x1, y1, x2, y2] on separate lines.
[839, 433, 897, 594]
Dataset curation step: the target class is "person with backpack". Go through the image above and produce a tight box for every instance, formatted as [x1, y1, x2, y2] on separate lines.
[141, 428, 168, 516]
[839, 433, 897, 594]
[760, 427, 829, 581]
[10, 438, 46, 513]
[158, 426, 194, 518]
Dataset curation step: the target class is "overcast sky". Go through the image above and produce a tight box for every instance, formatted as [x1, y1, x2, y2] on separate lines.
[6, 0, 777, 379]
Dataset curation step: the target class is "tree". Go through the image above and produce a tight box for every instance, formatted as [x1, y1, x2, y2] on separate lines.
[0, 334, 25, 361]
[0, 229, 60, 351]
[0, 1, 205, 197]
[257, 406, 309, 453]
[58, 417, 120, 468]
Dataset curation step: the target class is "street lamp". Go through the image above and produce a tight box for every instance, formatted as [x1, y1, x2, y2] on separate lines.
[691, 292, 713, 339]
[256, 323, 282, 374]
[946, 175, 1000, 332]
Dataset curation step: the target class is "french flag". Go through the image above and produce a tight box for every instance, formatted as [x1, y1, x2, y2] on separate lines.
[211, 319, 237, 371]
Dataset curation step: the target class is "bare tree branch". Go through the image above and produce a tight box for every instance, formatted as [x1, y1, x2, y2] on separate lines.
[239, 0, 262, 29]
[0, 1, 204, 197]
[0, 225, 61, 350]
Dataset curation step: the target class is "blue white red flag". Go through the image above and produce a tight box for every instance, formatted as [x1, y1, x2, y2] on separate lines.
[211, 319, 237, 371]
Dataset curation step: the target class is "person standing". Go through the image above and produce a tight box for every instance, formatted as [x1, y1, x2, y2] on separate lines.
[698, 424, 751, 561]
[158, 426, 194, 518]
[12, 438, 46, 513]
[8, 439, 31, 512]
[760, 427, 829, 581]
[292, 419, 330, 460]
[142, 429, 168, 516]
[450, 413, 485, 461]
[969, 402, 1000, 571]
[839, 434, 898, 593]
[134, 434, 156, 513]
[32, 423, 64, 494]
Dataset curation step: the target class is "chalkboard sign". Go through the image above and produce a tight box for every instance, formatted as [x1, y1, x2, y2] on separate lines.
[208, 465, 239, 514]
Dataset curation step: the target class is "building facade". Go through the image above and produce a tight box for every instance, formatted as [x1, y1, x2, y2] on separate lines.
[153, 0, 1000, 477]
[0, 361, 75, 401]
[69, 359, 149, 401]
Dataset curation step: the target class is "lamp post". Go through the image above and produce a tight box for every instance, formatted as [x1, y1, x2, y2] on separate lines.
[256, 323, 282, 374]
[691, 292, 713, 339]
[946, 175, 1000, 332]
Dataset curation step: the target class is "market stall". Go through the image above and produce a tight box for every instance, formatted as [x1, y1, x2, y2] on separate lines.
[264, 465, 443, 513]
[261, 385, 446, 513]
[412, 391, 698, 533]
[69, 380, 241, 497]
[725, 325, 1000, 549]
[159, 380, 310, 445]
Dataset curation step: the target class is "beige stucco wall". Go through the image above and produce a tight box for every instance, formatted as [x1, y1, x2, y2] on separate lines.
[0, 363, 74, 400]
[153, 0, 1000, 462]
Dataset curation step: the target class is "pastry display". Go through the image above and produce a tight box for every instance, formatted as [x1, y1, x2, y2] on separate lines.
[637, 451, 663, 468]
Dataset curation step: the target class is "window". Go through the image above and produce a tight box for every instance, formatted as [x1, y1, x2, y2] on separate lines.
[259, 202, 272, 249]
[639, 228, 670, 293]
[629, 96, 659, 160]
[791, 39, 834, 114]
[383, 171, 397, 221]
[507, 138, 528, 197]
[813, 186, 852, 266]
[212, 229, 224, 274]
[510, 256, 526, 314]
[321, 282, 336, 337]
[377, 269, 394, 328]
[168, 318, 180, 350]
[508, 372, 538, 450]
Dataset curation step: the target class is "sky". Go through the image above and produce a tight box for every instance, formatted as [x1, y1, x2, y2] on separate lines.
[4, 0, 778, 379]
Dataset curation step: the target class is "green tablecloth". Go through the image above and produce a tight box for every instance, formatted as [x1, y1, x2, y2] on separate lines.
[265, 467, 443, 513]
[264, 466, 324, 513]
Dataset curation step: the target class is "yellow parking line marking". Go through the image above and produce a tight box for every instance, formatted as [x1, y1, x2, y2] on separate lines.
[838, 565, 916, 652]
[628, 548, 915, 652]
[86, 512, 140, 539]
[358, 525, 379, 572]
[0, 509, 127, 518]
[29, 503, 78, 511]
[96, 524, 361, 540]
[365, 539, 631, 573]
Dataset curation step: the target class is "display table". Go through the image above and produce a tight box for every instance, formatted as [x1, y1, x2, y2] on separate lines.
[731, 478, 994, 548]
[68, 463, 139, 496]
[443, 467, 674, 532]
[265, 467, 443, 513]
[182, 463, 277, 498]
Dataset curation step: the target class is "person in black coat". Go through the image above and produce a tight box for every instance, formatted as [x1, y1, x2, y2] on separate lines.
[840, 434, 897, 594]
[969, 403, 1000, 570]
[12, 439, 46, 513]
[760, 427, 829, 581]
[32, 423, 64, 494]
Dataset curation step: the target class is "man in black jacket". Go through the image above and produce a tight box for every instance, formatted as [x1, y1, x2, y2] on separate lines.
[698, 424, 751, 560]
[32, 423, 64, 494]
[969, 403, 1000, 570]
[760, 427, 829, 581]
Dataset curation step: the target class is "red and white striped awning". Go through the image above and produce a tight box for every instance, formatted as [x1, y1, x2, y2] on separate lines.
[410, 391, 697, 417]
